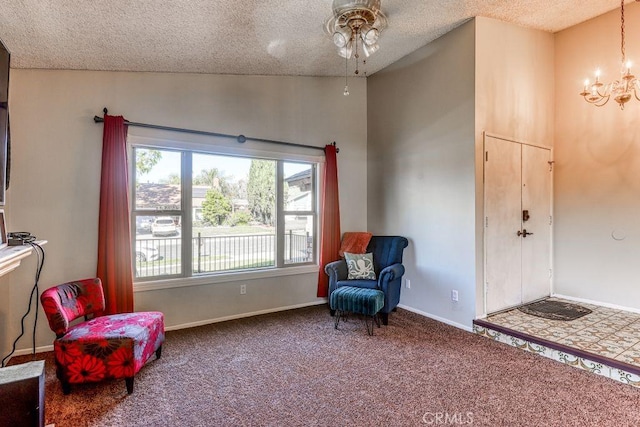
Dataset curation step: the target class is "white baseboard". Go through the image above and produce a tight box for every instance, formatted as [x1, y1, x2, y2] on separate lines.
[553, 294, 640, 314]
[397, 304, 473, 332]
[165, 300, 328, 331]
[9, 344, 54, 359]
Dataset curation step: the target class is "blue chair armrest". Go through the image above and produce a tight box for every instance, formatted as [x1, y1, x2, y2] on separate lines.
[325, 260, 348, 294]
[377, 263, 405, 314]
[378, 263, 405, 291]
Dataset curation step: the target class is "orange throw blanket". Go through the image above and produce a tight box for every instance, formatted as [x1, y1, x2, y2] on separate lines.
[339, 232, 373, 257]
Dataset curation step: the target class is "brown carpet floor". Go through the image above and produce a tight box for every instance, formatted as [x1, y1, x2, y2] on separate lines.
[11, 306, 640, 426]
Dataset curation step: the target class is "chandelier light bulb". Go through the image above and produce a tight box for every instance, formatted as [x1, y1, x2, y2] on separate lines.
[344, 85, 350, 96]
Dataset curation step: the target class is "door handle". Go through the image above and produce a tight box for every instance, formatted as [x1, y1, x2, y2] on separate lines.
[517, 229, 534, 238]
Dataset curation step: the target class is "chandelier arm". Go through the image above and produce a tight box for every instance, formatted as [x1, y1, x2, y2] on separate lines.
[621, 0, 626, 64]
[583, 92, 610, 107]
[593, 96, 610, 107]
[595, 86, 609, 98]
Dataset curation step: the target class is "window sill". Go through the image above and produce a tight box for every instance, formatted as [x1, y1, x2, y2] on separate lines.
[133, 264, 319, 292]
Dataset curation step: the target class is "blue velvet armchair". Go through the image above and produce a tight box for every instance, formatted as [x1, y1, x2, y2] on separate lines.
[325, 235, 409, 325]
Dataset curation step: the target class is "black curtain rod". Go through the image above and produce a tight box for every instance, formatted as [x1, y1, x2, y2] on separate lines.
[93, 108, 338, 153]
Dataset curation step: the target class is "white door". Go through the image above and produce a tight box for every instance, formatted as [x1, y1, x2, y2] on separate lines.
[484, 135, 552, 314]
[521, 144, 552, 303]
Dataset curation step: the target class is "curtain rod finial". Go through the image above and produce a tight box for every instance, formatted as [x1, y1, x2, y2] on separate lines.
[331, 141, 340, 153]
[103, 107, 108, 115]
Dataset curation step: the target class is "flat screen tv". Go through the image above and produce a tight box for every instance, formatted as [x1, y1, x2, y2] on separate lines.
[0, 37, 9, 206]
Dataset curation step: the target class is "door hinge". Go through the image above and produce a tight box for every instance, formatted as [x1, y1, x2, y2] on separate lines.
[549, 215, 553, 225]
[549, 268, 553, 278]
[485, 151, 489, 162]
[548, 161, 554, 172]
[485, 217, 488, 228]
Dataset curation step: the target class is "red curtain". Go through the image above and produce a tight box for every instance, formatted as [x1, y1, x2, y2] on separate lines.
[97, 115, 134, 314]
[317, 144, 341, 297]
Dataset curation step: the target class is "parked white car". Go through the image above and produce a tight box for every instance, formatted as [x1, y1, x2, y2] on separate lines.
[151, 217, 178, 237]
[135, 241, 160, 262]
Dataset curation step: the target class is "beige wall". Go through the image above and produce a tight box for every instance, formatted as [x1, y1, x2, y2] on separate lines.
[367, 16, 554, 328]
[554, 3, 640, 308]
[474, 17, 555, 316]
[367, 20, 477, 328]
[1, 70, 367, 356]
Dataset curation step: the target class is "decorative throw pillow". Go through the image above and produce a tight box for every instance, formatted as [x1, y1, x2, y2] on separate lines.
[345, 252, 377, 280]
[339, 232, 373, 257]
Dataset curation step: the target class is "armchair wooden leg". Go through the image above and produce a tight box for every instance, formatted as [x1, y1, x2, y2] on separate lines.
[126, 377, 134, 395]
[156, 345, 163, 359]
[55, 364, 63, 381]
[60, 380, 71, 395]
[380, 312, 389, 326]
[330, 309, 336, 317]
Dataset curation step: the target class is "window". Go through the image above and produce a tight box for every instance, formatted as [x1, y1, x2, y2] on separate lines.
[131, 146, 317, 281]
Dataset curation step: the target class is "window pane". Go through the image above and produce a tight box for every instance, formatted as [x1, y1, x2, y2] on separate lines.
[135, 148, 181, 211]
[131, 145, 318, 281]
[284, 162, 313, 212]
[191, 153, 276, 273]
[192, 232, 275, 273]
[284, 215, 313, 264]
[134, 215, 182, 278]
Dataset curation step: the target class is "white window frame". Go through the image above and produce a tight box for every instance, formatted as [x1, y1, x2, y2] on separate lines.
[128, 135, 322, 290]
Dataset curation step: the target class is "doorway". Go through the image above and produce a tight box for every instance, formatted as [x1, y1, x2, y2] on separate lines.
[483, 134, 553, 314]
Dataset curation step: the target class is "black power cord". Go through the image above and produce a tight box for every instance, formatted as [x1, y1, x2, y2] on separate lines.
[0, 238, 45, 367]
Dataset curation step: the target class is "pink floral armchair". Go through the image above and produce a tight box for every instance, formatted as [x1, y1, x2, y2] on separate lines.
[40, 278, 164, 394]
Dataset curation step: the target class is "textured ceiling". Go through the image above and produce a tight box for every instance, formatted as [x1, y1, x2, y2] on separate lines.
[0, 0, 627, 77]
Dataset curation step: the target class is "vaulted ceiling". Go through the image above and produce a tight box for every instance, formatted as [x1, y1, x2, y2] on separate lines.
[0, 0, 625, 77]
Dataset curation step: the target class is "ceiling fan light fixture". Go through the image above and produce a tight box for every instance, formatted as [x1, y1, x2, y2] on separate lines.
[338, 43, 354, 59]
[362, 27, 379, 46]
[362, 42, 379, 57]
[333, 28, 351, 49]
[325, 0, 388, 93]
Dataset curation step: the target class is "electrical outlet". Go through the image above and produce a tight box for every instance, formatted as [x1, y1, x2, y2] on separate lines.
[405, 278, 411, 289]
[240, 284, 247, 295]
[451, 290, 459, 302]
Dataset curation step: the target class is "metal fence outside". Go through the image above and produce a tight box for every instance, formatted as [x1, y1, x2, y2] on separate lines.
[135, 232, 312, 278]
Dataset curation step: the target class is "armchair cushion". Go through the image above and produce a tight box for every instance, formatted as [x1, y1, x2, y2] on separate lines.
[337, 279, 378, 290]
[54, 312, 165, 385]
[345, 252, 376, 280]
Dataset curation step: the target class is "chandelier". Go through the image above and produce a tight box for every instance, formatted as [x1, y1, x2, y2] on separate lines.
[580, 0, 640, 109]
[325, 0, 388, 96]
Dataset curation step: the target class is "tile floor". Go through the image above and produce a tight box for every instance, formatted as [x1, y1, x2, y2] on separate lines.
[484, 297, 640, 368]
